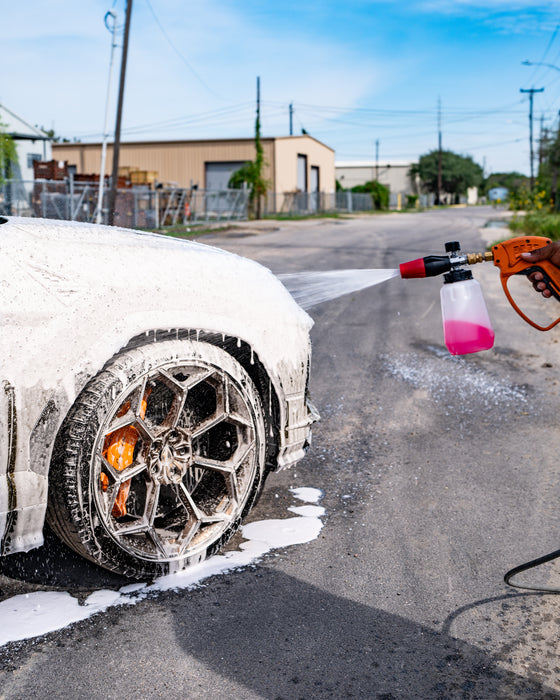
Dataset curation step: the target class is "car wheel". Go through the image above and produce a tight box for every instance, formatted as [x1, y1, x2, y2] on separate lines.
[47, 339, 266, 579]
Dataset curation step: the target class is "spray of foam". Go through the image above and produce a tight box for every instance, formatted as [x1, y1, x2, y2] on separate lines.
[0, 487, 324, 647]
[278, 269, 399, 309]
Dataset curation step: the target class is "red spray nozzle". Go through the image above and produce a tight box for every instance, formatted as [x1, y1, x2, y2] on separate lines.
[400, 258, 428, 278]
[400, 255, 453, 279]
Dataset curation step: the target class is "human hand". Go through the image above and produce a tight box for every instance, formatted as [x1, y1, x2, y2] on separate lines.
[520, 241, 560, 298]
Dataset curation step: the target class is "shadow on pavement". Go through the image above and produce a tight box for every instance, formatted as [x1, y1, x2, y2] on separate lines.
[0, 563, 558, 698]
[166, 567, 559, 699]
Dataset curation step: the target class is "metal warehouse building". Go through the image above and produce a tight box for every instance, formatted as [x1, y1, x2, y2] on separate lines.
[52, 135, 335, 196]
[336, 160, 418, 194]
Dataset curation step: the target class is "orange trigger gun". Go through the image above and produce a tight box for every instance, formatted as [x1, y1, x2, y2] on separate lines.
[491, 236, 560, 331]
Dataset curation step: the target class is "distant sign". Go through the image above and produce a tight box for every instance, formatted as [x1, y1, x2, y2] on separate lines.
[488, 187, 509, 201]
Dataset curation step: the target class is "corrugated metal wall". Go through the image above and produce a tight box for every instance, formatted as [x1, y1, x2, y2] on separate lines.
[53, 139, 275, 189]
[52, 136, 335, 194]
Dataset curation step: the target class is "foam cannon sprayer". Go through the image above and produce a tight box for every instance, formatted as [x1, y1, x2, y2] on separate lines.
[399, 235, 560, 356]
[401, 234, 560, 592]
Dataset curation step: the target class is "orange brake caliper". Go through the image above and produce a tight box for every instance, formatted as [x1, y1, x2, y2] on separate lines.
[101, 391, 149, 518]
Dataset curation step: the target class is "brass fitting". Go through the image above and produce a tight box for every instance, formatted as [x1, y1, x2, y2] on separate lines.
[467, 251, 494, 265]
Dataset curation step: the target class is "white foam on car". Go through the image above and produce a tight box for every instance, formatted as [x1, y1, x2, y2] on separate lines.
[0, 487, 324, 647]
[0, 216, 316, 555]
[1, 217, 313, 394]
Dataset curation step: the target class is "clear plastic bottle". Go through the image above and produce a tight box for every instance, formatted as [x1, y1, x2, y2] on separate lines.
[440, 269, 494, 355]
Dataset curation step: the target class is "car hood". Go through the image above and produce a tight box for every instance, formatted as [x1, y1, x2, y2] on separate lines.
[0, 217, 313, 396]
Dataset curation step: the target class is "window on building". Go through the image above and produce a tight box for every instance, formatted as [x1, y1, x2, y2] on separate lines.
[310, 166, 319, 193]
[27, 153, 42, 168]
[297, 154, 307, 192]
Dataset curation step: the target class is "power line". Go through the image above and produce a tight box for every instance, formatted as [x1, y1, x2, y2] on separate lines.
[143, 0, 227, 101]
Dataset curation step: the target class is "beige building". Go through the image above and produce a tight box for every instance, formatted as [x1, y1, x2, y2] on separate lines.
[335, 160, 418, 196]
[53, 135, 335, 195]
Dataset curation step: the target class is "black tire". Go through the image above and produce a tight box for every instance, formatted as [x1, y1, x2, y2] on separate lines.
[47, 339, 266, 579]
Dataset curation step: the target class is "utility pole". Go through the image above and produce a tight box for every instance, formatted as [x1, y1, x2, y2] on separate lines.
[375, 139, 379, 181]
[520, 87, 544, 191]
[436, 96, 442, 205]
[255, 76, 262, 219]
[289, 103, 293, 136]
[107, 0, 133, 226]
[538, 113, 545, 170]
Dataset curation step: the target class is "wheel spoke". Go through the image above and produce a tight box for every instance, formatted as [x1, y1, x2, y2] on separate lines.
[191, 412, 227, 439]
[105, 411, 136, 434]
[99, 454, 147, 484]
[160, 367, 214, 391]
[177, 520, 201, 553]
[177, 481, 205, 521]
[114, 516, 149, 535]
[193, 454, 233, 473]
[193, 456, 241, 505]
[144, 480, 161, 526]
[231, 440, 256, 470]
[133, 416, 157, 442]
[152, 370, 188, 430]
[99, 454, 123, 483]
[226, 412, 254, 429]
[147, 527, 176, 557]
[223, 375, 230, 414]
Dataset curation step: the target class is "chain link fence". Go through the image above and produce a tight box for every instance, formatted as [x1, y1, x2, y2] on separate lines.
[0, 180, 251, 228]
[1, 178, 428, 228]
[260, 190, 376, 216]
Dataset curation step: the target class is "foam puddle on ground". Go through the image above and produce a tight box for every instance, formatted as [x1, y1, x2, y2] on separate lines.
[0, 487, 324, 647]
[278, 269, 399, 309]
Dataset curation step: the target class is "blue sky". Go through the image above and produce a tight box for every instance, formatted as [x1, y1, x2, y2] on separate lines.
[3, 0, 560, 175]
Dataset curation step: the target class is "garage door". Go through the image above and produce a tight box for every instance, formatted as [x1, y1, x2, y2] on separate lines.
[205, 162, 246, 190]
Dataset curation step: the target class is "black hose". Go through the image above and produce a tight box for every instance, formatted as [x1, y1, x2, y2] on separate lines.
[504, 547, 560, 593]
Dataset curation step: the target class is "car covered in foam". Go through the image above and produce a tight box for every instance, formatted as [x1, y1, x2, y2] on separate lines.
[0, 216, 317, 578]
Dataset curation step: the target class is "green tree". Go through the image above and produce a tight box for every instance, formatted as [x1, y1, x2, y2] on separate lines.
[536, 128, 560, 210]
[483, 171, 529, 196]
[412, 150, 483, 198]
[0, 120, 18, 184]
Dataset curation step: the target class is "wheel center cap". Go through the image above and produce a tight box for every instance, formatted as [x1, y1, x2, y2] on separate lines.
[148, 428, 192, 485]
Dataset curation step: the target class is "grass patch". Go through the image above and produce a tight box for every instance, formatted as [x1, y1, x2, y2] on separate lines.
[508, 212, 560, 240]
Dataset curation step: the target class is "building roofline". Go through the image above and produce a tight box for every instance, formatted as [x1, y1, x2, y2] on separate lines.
[273, 134, 334, 152]
[53, 134, 334, 151]
[336, 160, 415, 168]
[0, 103, 50, 139]
[7, 132, 50, 142]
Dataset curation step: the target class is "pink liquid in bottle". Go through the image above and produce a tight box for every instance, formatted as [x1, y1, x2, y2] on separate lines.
[443, 319, 495, 355]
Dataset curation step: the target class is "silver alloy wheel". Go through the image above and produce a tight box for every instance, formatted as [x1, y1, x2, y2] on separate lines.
[96, 362, 259, 562]
[47, 340, 266, 578]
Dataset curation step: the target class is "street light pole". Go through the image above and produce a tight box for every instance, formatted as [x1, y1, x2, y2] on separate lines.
[107, 0, 133, 226]
[96, 11, 118, 225]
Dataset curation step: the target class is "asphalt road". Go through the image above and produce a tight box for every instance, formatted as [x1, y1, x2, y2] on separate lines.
[2, 206, 560, 698]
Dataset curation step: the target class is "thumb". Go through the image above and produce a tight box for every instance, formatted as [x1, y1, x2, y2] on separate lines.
[521, 244, 554, 262]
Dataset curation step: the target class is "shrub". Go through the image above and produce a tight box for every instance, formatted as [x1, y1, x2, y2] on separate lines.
[351, 180, 390, 210]
[508, 212, 560, 240]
